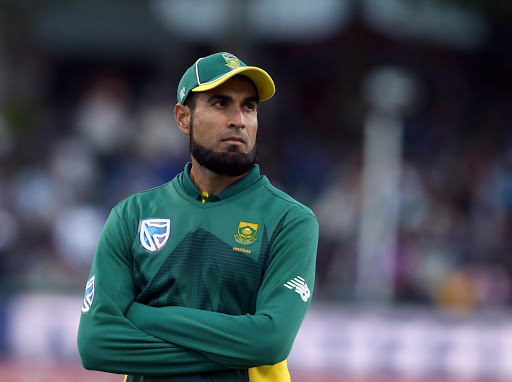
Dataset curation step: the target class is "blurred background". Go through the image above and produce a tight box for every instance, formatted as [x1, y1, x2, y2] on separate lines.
[0, 0, 512, 381]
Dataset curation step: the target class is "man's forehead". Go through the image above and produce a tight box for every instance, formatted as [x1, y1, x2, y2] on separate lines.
[198, 75, 258, 99]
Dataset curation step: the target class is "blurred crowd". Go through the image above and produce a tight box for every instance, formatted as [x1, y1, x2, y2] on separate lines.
[0, 15, 511, 313]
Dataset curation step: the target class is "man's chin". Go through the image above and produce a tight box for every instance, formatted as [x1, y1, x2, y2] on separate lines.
[225, 147, 247, 154]
[219, 143, 246, 153]
[191, 144, 257, 177]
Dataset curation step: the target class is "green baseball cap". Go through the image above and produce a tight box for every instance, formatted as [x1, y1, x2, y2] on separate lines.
[177, 52, 275, 104]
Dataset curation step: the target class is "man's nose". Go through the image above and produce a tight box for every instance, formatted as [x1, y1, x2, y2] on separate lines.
[228, 107, 245, 128]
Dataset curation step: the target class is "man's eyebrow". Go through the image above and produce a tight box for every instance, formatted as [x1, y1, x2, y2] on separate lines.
[245, 96, 259, 105]
[206, 94, 259, 104]
[207, 94, 232, 103]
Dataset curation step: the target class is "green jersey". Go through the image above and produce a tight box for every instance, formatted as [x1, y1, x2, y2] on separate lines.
[77, 163, 319, 381]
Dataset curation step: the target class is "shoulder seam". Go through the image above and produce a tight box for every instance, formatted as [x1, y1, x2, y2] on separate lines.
[114, 181, 173, 208]
[111, 207, 133, 250]
[263, 184, 315, 217]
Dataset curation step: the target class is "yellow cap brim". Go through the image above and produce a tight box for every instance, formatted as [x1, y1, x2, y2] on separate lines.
[191, 66, 275, 101]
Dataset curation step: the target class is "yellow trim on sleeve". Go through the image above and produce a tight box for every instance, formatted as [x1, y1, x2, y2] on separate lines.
[248, 360, 290, 382]
[123, 375, 128, 382]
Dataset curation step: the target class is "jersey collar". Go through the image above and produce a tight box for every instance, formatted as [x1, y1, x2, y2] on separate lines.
[181, 162, 261, 202]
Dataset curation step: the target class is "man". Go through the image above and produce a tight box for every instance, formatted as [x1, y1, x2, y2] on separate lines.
[77, 52, 319, 382]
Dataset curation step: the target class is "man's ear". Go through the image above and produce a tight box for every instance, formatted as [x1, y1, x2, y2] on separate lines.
[174, 103, 191, 134]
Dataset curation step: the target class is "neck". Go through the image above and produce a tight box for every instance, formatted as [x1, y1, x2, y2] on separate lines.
[189, 157, 247, 195]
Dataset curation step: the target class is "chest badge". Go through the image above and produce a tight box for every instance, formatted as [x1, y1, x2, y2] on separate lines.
[139, 218, 171, 252]
[234, 221, 258, 245]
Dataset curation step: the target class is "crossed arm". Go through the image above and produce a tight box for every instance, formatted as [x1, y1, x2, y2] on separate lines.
[77, 208, 318, 375]
[77, 210, 228, 376]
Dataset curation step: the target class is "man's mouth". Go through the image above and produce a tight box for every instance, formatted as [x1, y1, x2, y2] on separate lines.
[222, 136, 245, 145]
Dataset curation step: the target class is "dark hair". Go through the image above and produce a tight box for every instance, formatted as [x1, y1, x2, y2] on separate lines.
[184, 92, 197, 114]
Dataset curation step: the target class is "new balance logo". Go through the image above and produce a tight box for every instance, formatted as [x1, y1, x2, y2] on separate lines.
[284, 276, 310, 302]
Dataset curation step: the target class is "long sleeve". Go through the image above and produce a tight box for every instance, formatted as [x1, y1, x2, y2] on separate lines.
[77, 208, 229, 376]
[125, 211, 319, 368]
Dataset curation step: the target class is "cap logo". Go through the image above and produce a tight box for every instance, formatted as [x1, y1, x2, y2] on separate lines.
[222, 53, 242, 69]
[180, 86, 186, 102]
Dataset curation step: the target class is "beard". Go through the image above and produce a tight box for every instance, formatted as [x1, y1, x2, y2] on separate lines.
[189, 119, 257, 177]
